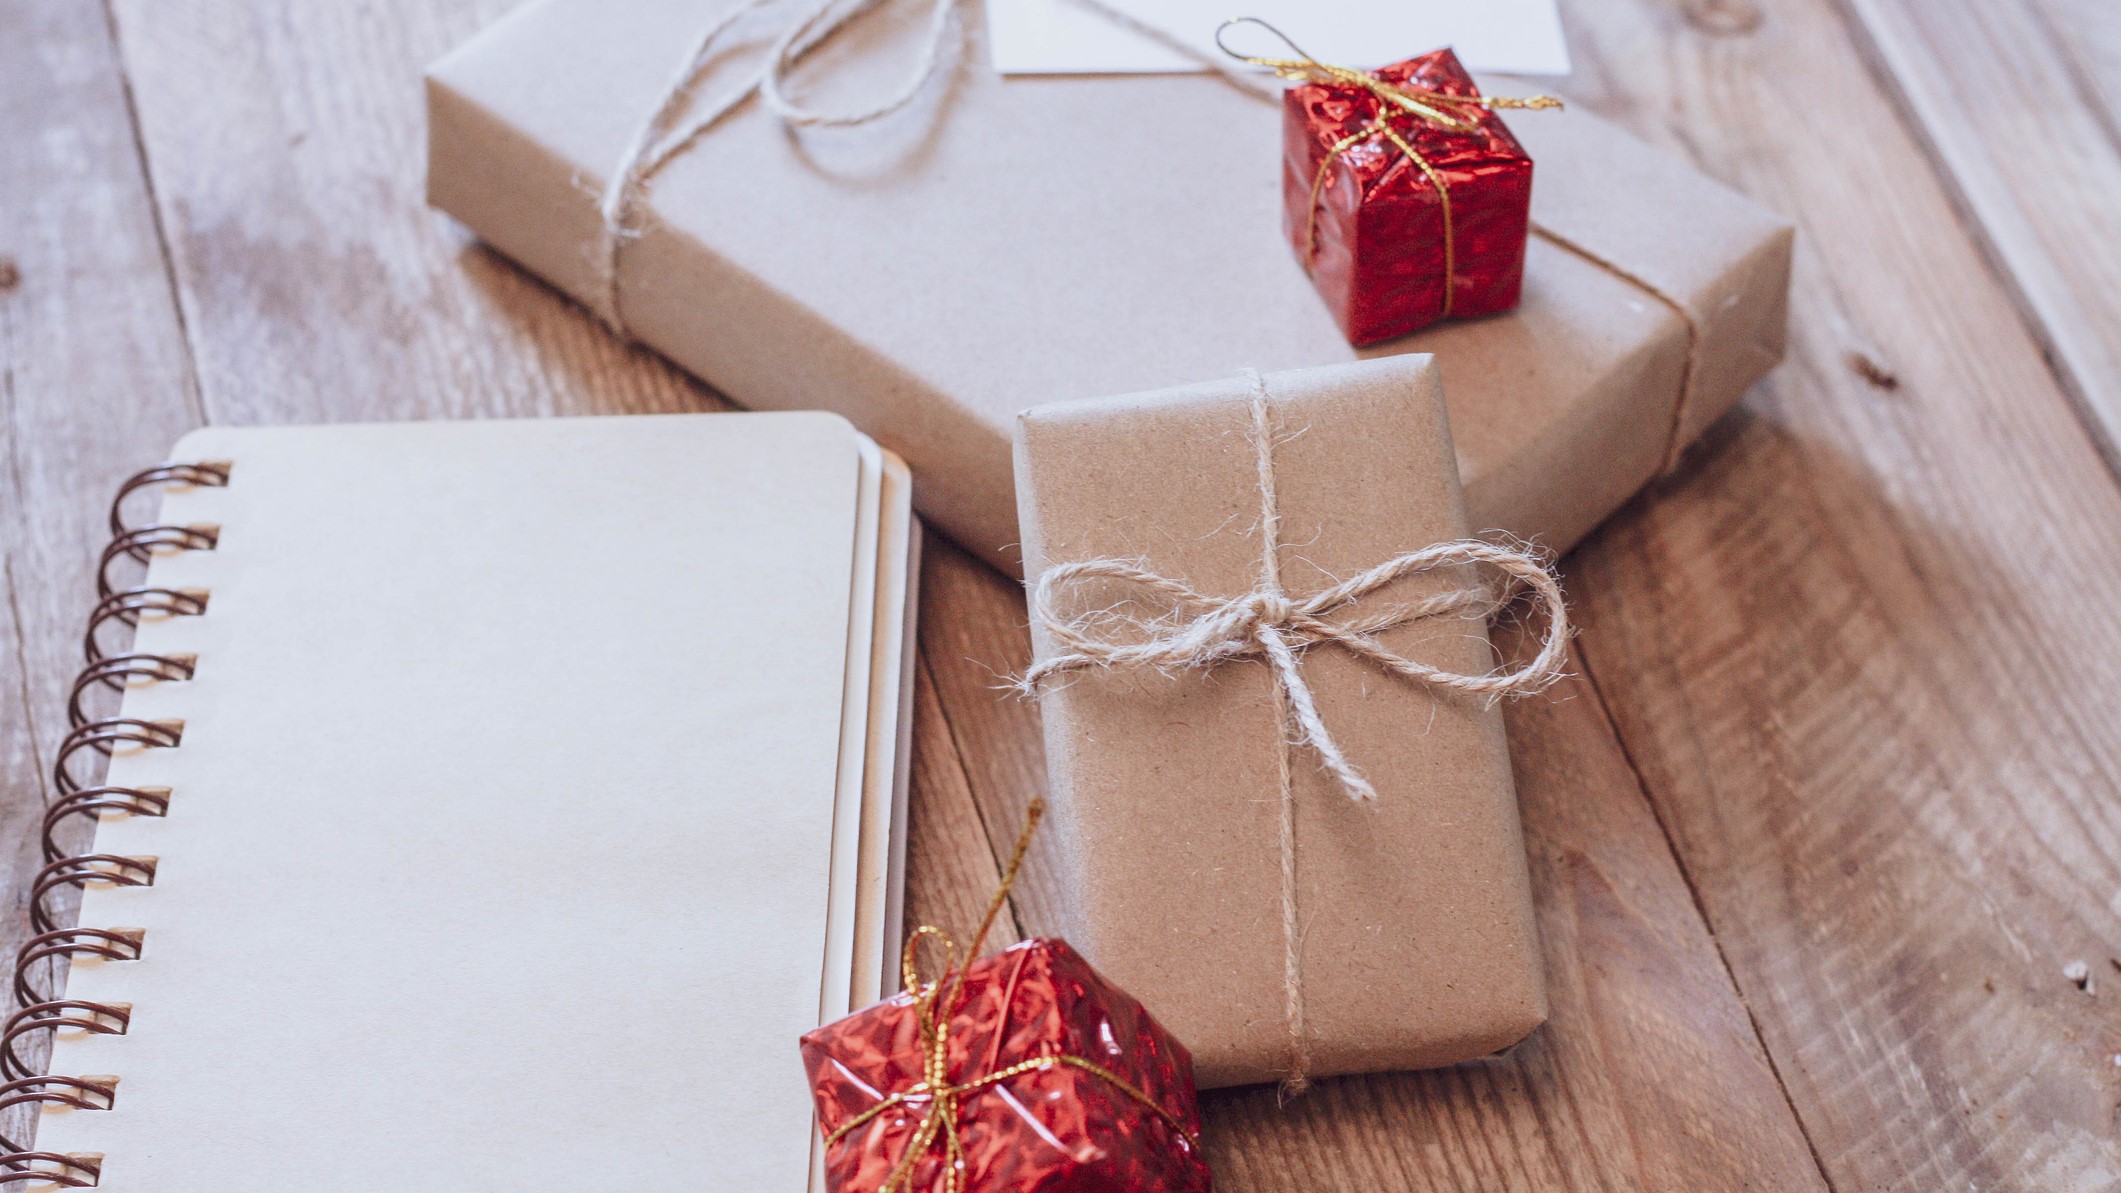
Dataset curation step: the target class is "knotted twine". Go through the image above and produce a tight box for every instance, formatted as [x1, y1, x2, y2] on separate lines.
[1018, 369, 1571, 1091]
[596, 0, 966, 333]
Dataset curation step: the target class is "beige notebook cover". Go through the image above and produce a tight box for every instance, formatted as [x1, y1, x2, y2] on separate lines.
[851, 451, 920, 1007]
[32, 413, 915, 1190]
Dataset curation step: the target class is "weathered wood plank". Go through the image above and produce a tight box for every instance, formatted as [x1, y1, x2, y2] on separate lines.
[0, 0, 202, 731]
[1557, 0, 2121, 1186]
[901, 645, 1019, 951]
[2042, 0, 2121, 122]
[919, 534, 1826, 1191]
[1836, 0, 2121, 463]
[909, 537, 1063, 933]
[1205, 627, 1829, 1192]
[103, 0, 709, 427]
[0, 0, 205, 1144]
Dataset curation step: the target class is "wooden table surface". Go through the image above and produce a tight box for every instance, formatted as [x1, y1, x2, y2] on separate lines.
[5, 0, 2120, 1188]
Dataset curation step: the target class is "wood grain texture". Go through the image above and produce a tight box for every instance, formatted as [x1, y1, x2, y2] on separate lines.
[1198, 626, 1829, 1192]
[0, 0, 203, 1116]
[103, 0, 707, 427]
[911, 537, 1063, 934]
[1835, 0, 2121, 463]
[901, 643, 1019, 952]
[1559, 0, 2121, 1186]
[0, 0, 200, 752]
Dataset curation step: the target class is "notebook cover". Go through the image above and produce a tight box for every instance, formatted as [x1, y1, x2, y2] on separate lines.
[39, 413, 881, 1190]
[851, 450, 918, 1008]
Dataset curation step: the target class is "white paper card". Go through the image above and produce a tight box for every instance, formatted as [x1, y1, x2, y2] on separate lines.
[985, 0, 1572, 77]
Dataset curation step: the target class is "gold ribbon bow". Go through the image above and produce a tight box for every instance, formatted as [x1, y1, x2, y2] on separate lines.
[822, 800, 1201, 1193]
[1217, 17, 1561, 317]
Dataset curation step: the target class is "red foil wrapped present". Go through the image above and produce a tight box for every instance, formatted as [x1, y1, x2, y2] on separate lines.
[1278, 44, 1551, 345]
[801, 937, 1213, 1193]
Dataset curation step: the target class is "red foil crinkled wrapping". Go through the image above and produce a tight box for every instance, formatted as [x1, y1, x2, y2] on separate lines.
[1284, 48, 1535, 345]
[800, 937, 1214, 1193]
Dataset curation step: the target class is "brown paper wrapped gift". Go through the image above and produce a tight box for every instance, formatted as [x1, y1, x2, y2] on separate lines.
[426, 0, 1792, 573]
[1016, 355, 1557, 1089]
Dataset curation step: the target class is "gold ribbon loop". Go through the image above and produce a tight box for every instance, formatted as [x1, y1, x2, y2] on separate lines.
[823, 800, 1201, 1193]
[1218, 16, 1561, 314]
[1215, 17, 1561, 125]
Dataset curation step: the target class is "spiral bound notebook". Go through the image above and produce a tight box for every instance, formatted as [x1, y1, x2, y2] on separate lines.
[11, 413, 919, 1191]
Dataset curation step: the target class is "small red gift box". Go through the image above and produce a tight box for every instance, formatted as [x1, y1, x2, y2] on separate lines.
[801, 937, 1213, 1193]
[1282, 47, 1540, 345]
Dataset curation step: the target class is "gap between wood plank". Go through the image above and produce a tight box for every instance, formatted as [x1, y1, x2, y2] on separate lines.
[1571, 636, 1843, 1193]
[0, 559, 47, 803]
[1, 307, 50, 805]
[912, 644, 1025, 945]
[97, 0, 207, 427]
[0, 313, 27, 796]
[1827, 0, 2121, 483]
[2024, 3, 2121, 158]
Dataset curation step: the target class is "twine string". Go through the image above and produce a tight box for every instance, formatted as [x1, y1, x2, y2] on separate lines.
[1061, 5, 1704, 458]
[1128, 9, 1705, 460]
[823, 799, 1201, 1193]
[1245, 380, 1314, 1092]
[597, 0, 965, 334]
[598, 2, 1700, 461]
[1020, 368, 1570, 1089]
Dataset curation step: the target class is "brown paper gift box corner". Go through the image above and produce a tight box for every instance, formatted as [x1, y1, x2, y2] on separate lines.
[425, 0, 1793, 576]
[1015, 356, 1547, 1089]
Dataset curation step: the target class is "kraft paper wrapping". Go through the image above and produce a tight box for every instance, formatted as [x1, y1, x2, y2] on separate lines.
[1015, 356, 1545, 1088]
[427, 0, 1791, 571]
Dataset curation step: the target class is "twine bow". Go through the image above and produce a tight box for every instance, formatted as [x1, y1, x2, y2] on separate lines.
[1216, 17, 1561, 317]
[822, 800, 1200, 1193]
[1022, 370, 1570, 803]
[1019, 369, 1570, 1088]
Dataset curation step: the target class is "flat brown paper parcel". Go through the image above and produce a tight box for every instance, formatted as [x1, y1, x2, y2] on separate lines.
[427, 0, 1793, 572]
[1017, 357, 1546, 1088]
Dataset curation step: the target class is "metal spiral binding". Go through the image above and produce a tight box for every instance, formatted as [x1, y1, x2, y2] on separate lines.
[0, 461, 229, 1185]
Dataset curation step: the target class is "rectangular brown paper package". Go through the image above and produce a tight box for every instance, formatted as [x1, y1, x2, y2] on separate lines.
[1015, 356, 1549, 1089]
[426, 0, 1793, 572]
